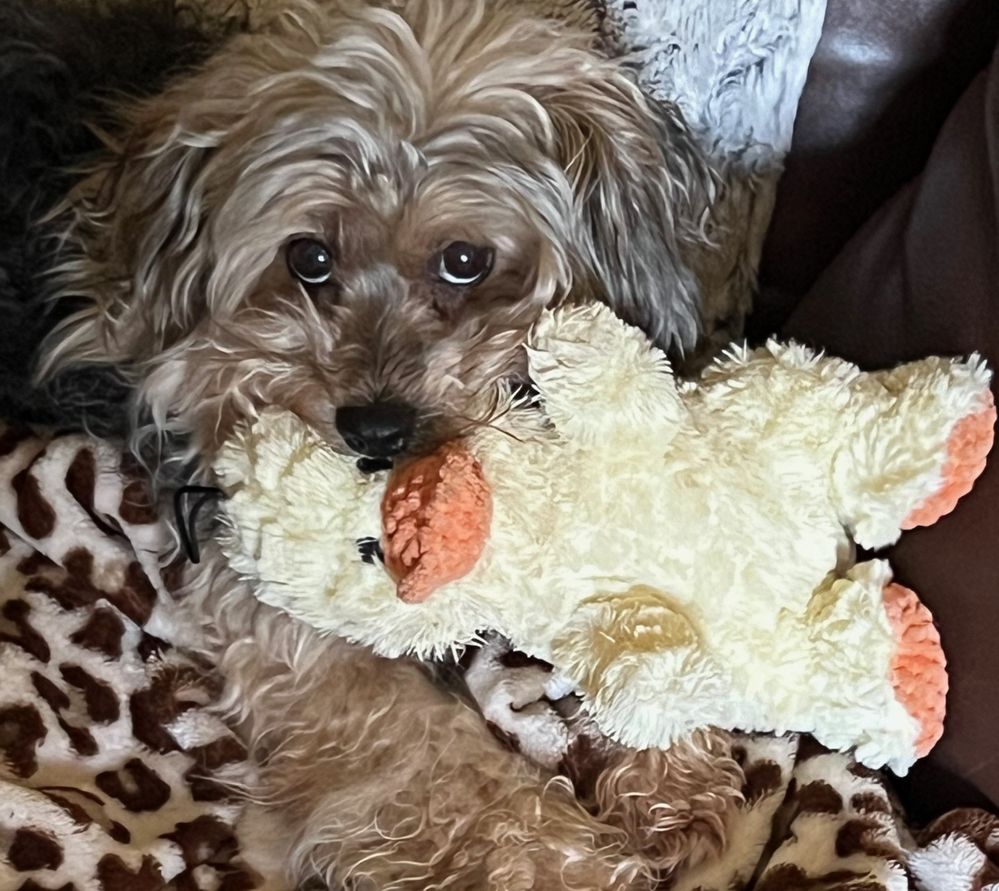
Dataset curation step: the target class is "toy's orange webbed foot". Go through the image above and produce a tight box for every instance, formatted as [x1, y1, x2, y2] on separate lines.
[883, 582, 947, 757]
[903, 391, 995, 530]
[381, 443, 492, 604]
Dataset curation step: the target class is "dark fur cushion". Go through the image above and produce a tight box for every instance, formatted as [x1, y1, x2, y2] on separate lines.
[0, 0, 244, 435]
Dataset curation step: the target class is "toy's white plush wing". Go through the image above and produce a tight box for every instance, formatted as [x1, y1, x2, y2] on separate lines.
[526, 304, 686, 445]
[212, 410, 519, 660]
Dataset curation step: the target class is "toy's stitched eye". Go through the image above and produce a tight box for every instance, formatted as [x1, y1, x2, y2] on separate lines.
[436, 242, 494, 287]
[287, 238, 334, 285]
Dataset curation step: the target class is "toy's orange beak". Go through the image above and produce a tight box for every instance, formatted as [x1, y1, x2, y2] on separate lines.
[381, 442, 492, 603]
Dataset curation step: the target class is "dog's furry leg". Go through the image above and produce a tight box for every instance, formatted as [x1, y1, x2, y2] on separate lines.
[184, 554, 649, 890]
[465, 641, 745, 881]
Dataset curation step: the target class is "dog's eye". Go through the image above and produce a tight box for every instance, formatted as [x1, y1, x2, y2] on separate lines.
[287, 238, 334, 285]
[437, 242, 494, 287]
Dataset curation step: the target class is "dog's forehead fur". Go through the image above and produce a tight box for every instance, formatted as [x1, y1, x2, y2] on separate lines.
[185, 0, 603, 299]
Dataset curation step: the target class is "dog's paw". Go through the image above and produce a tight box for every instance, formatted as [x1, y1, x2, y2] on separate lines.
[464, 636, 571, 770]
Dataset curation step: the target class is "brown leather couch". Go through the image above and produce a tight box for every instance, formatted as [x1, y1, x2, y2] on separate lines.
[755, 0, 999, 820]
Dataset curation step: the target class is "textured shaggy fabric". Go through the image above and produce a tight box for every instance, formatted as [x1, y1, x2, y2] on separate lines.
[2, 426, 999, 890]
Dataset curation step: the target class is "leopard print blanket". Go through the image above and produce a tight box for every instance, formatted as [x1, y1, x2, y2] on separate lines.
[0, 423, 265, 890]
[2, 425, 998, 890]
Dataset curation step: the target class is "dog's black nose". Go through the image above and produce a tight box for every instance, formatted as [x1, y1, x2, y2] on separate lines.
[335, 402, 416, 458]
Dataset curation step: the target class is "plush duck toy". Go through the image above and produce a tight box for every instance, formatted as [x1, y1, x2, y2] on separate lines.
[214, 304, 994, 773]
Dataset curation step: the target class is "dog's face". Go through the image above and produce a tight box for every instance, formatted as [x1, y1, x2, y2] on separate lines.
[167, 121, 577, 459]
[44, 0, 711, 465]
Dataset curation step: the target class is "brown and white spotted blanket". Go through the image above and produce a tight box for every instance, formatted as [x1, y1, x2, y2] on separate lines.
[0, 421, 997, 891]
[676, 737, 999, 890]
[0, 423, 264, 890]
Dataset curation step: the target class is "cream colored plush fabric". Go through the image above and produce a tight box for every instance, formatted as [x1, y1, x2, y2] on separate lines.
[215, 303, 991, 775]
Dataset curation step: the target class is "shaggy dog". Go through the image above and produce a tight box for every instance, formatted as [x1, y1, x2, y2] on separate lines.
[5, 0, 744, 886]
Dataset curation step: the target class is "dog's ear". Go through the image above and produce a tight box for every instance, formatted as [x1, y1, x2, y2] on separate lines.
[39, 92, 218, 377]
[541, 73, 714, 354]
